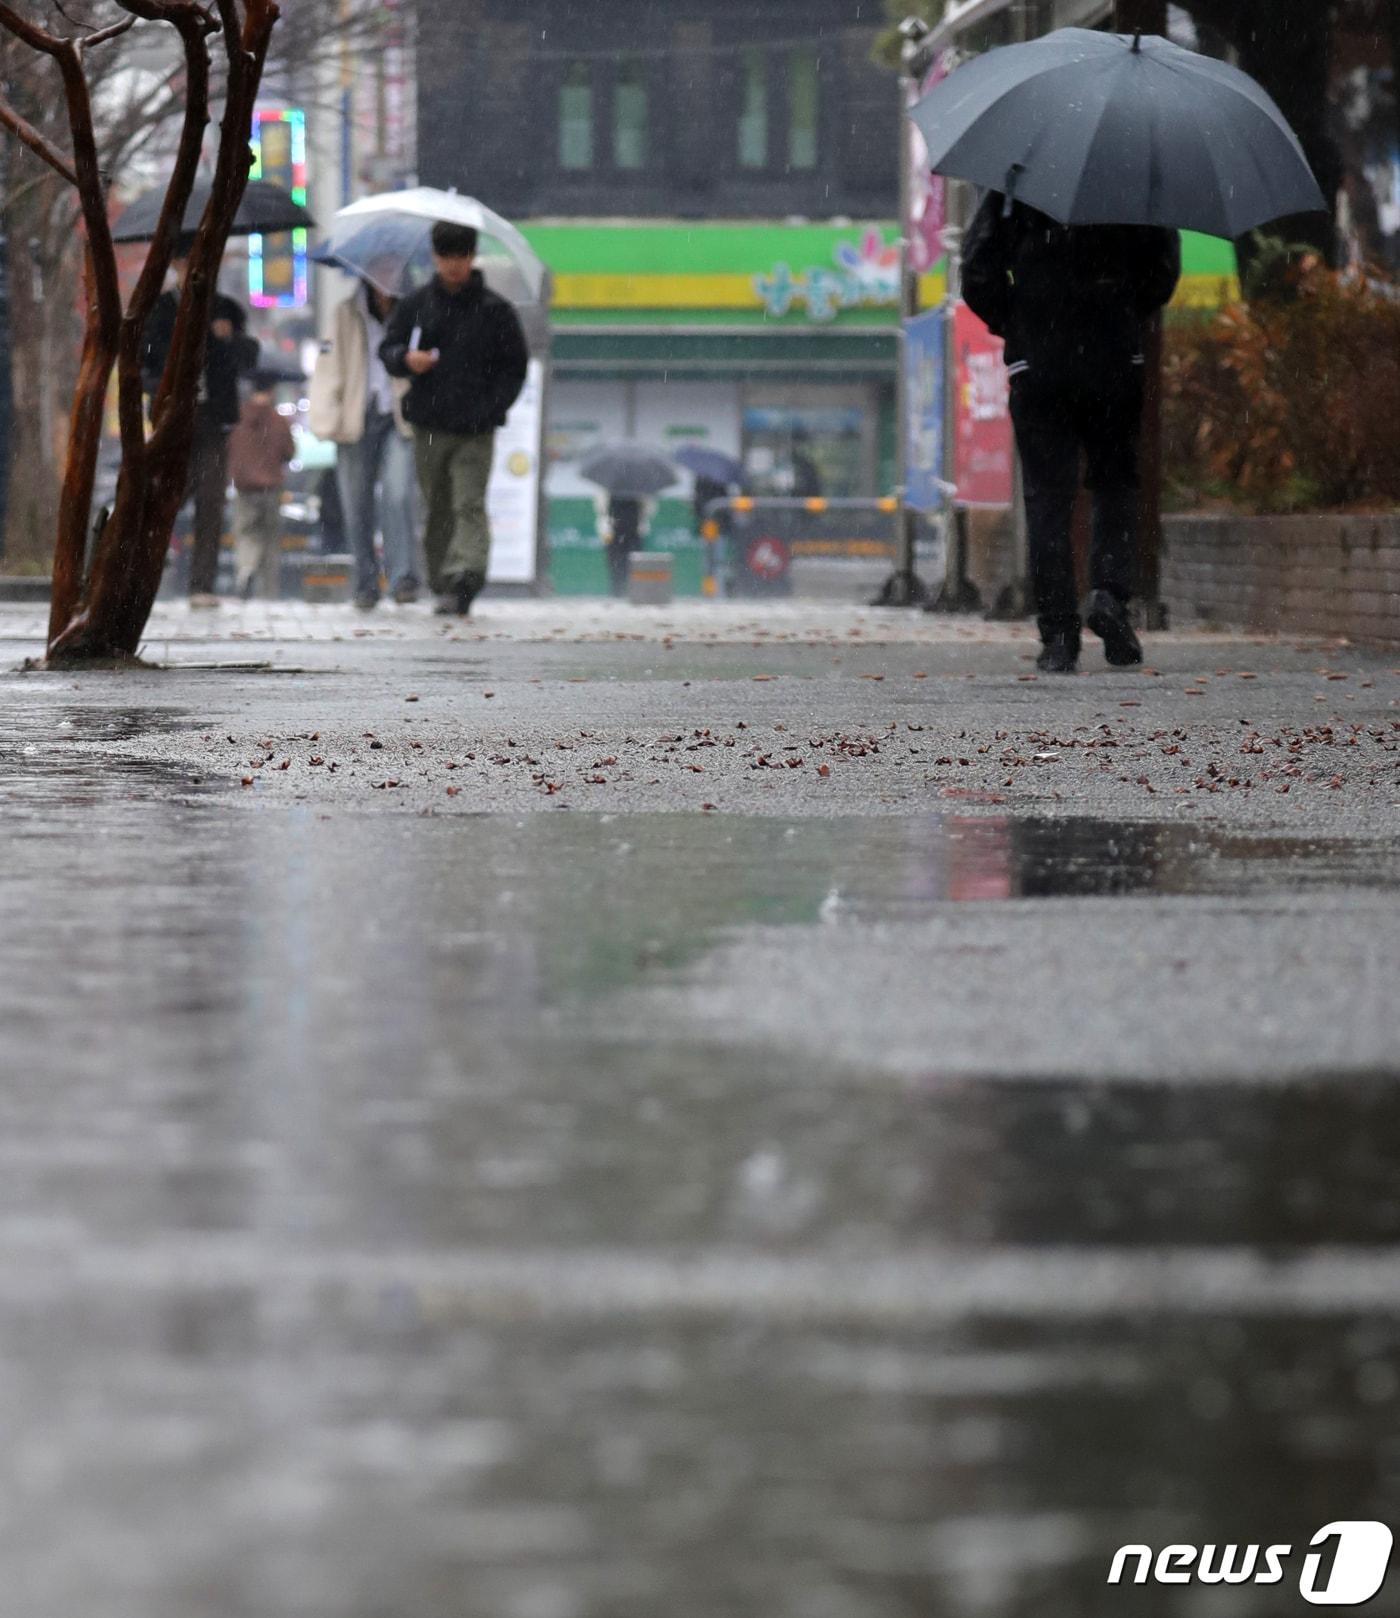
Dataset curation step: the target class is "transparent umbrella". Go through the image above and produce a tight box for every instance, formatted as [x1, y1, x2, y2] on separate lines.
[311, 188, 546, 303]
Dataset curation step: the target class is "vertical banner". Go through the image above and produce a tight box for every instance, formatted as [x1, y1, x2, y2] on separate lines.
[953, 302, 1013, 507]
[486, 358, 545, 585]
[905, 57, 951, 276]
[903, 309, 945, 514]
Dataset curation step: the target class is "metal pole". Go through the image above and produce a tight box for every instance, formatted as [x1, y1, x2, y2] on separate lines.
[874, 22, 934, 607]
[1115, 0, 1169, 627]
[0, 137, 12, 558]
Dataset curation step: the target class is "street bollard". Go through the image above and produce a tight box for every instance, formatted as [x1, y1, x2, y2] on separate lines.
[628, 551, 673, 606]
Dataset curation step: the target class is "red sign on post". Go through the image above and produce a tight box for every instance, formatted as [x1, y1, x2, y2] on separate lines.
[953, 302, 1013, 507]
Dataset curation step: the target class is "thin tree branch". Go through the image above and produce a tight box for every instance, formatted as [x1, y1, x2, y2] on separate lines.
[0, 3, 63, 53]
[79, 16, 137, 51]
[0, 94, 79, 183]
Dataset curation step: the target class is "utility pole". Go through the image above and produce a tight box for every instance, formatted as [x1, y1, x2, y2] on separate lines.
[0, 125, 12, 557]
[875, 18, 939, 608]
[1115, 0, 1169, 626]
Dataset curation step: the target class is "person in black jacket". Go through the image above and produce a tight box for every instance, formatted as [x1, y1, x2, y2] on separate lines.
[962, 194, 1180, 672]
[141, 239, 260, 606]
[380, 221, 529, 616]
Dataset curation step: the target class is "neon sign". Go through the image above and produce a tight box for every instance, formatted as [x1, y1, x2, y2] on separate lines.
[249, 107, 308, 308]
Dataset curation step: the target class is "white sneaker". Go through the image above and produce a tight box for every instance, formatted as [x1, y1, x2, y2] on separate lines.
[189, 592, 222, 610]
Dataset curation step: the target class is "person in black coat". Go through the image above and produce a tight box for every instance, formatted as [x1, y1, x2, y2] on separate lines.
[141, 239, 259, 605]
[962, 194, 1181, 672]
[380, 221, 529, 615]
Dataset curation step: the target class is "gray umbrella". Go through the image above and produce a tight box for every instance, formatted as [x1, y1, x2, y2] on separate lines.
[579, 445, 679, 498]
[909, 28, 1326, 240]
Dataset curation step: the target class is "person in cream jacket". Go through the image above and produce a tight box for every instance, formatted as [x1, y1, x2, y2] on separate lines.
[310, 279, 420, 609]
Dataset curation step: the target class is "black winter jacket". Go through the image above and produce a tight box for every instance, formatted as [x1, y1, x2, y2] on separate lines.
[380, 272, 528, 436]
[141, 289, 259, 427]
[962, 194, 1181, 375]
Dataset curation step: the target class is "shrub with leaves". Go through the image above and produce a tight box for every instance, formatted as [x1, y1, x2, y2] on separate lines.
[1164, 257, 1400, 512]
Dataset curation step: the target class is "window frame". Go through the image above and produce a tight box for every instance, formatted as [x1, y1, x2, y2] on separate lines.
[558, 59, 596, 173]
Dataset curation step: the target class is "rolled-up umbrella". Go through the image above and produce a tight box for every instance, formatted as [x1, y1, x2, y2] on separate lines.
[111, 179, 316, 243]
[579, 445, 679, 498]
[315, 188, 546, 304]
[673, 446, 744, 486]
[909, 28, 1326, 239]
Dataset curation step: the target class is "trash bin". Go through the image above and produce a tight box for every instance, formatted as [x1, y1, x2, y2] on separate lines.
[628, 550, 673, 606]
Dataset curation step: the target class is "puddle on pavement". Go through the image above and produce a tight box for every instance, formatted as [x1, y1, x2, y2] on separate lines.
[0, 706, 207, 807]
[1, 798, 1399, 1614]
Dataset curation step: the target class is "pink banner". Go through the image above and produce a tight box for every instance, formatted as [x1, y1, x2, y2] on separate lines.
[905, 60, 949, 275]
[954, 303, 1013, 507]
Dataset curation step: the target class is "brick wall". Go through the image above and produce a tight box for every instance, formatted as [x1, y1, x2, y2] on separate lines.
[1162, 515, 1400, 649]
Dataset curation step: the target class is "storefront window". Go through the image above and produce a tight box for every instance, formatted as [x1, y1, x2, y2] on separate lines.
[742, 394, 874, 501]
[560, 63, 594, 171]
[788, 48, 818, 170]
[614, 60, 647, 170]
[738, 48, 768, 169]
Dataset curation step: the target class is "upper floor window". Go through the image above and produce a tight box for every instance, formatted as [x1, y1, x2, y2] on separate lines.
[560, 62, 594, 170]
[614, 59, 648, 170]
[738, 47, 768, 169]
[788, 48, 819, 170]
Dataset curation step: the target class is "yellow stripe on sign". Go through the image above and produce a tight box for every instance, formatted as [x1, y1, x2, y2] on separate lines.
[1171, 274, 1241, 309]
[552, 273, 761, 309]
[552, 269, 950, 313]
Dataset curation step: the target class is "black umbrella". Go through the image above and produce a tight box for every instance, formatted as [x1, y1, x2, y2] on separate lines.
[112, 179, 316, 244]
[579, 445, 679, 498]
[909, 29, 1326, 240]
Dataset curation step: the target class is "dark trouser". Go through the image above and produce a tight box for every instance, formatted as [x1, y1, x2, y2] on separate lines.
[606, 537, 639, 597]
[188, 409, 231, 596]
[1009, 364, 1143, 642]
[412, 427, 494, 594]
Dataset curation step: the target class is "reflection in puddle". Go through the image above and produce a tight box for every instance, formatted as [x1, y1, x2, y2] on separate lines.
[935, 816, 1400, 901]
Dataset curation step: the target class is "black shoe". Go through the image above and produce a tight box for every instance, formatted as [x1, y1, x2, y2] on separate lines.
[1086, 590, 1143, 666]
[1036, 636, 1080, 674]
[392, 580, 420, 605]
[353, 589, 379, 612]
[453, 570, 486, 617]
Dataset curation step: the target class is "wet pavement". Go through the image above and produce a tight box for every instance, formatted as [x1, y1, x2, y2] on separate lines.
[1, 601, 1399, 1615]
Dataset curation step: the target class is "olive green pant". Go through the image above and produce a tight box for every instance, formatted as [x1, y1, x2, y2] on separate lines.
[411, 427, 495, 592]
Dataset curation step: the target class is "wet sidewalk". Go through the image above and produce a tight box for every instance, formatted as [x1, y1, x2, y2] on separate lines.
[1, 600, 1398, 1616]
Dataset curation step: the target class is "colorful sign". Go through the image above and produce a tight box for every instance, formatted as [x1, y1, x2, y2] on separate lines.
[904, 310, 946, 514]
[248, 108, 308, 309]
[753, 228, 900, 322]
[953, 302, 1013, 507]
[522, 222, 940, 326]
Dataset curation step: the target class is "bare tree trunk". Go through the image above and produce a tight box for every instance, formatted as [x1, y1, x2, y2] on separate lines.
[3, 213, 65, 568]
[34, 0, 282, 664]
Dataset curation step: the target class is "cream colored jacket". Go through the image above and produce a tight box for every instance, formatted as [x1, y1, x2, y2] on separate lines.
[308, 291, 411, 443]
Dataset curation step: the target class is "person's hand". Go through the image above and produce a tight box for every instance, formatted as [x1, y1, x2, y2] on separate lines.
[211, 318, 234, 341]
[406, 349, 438, 375]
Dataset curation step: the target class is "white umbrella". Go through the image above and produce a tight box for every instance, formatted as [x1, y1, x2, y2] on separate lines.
[316, 187, 547, 303]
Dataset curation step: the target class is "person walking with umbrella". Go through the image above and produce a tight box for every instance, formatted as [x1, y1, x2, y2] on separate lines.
[909, 26, 1327, 671]
[141, 235, 260, 607]
[578, 445, 678, 599]
[379, 222, 529, 616]
[963, 194, 1180, 671]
